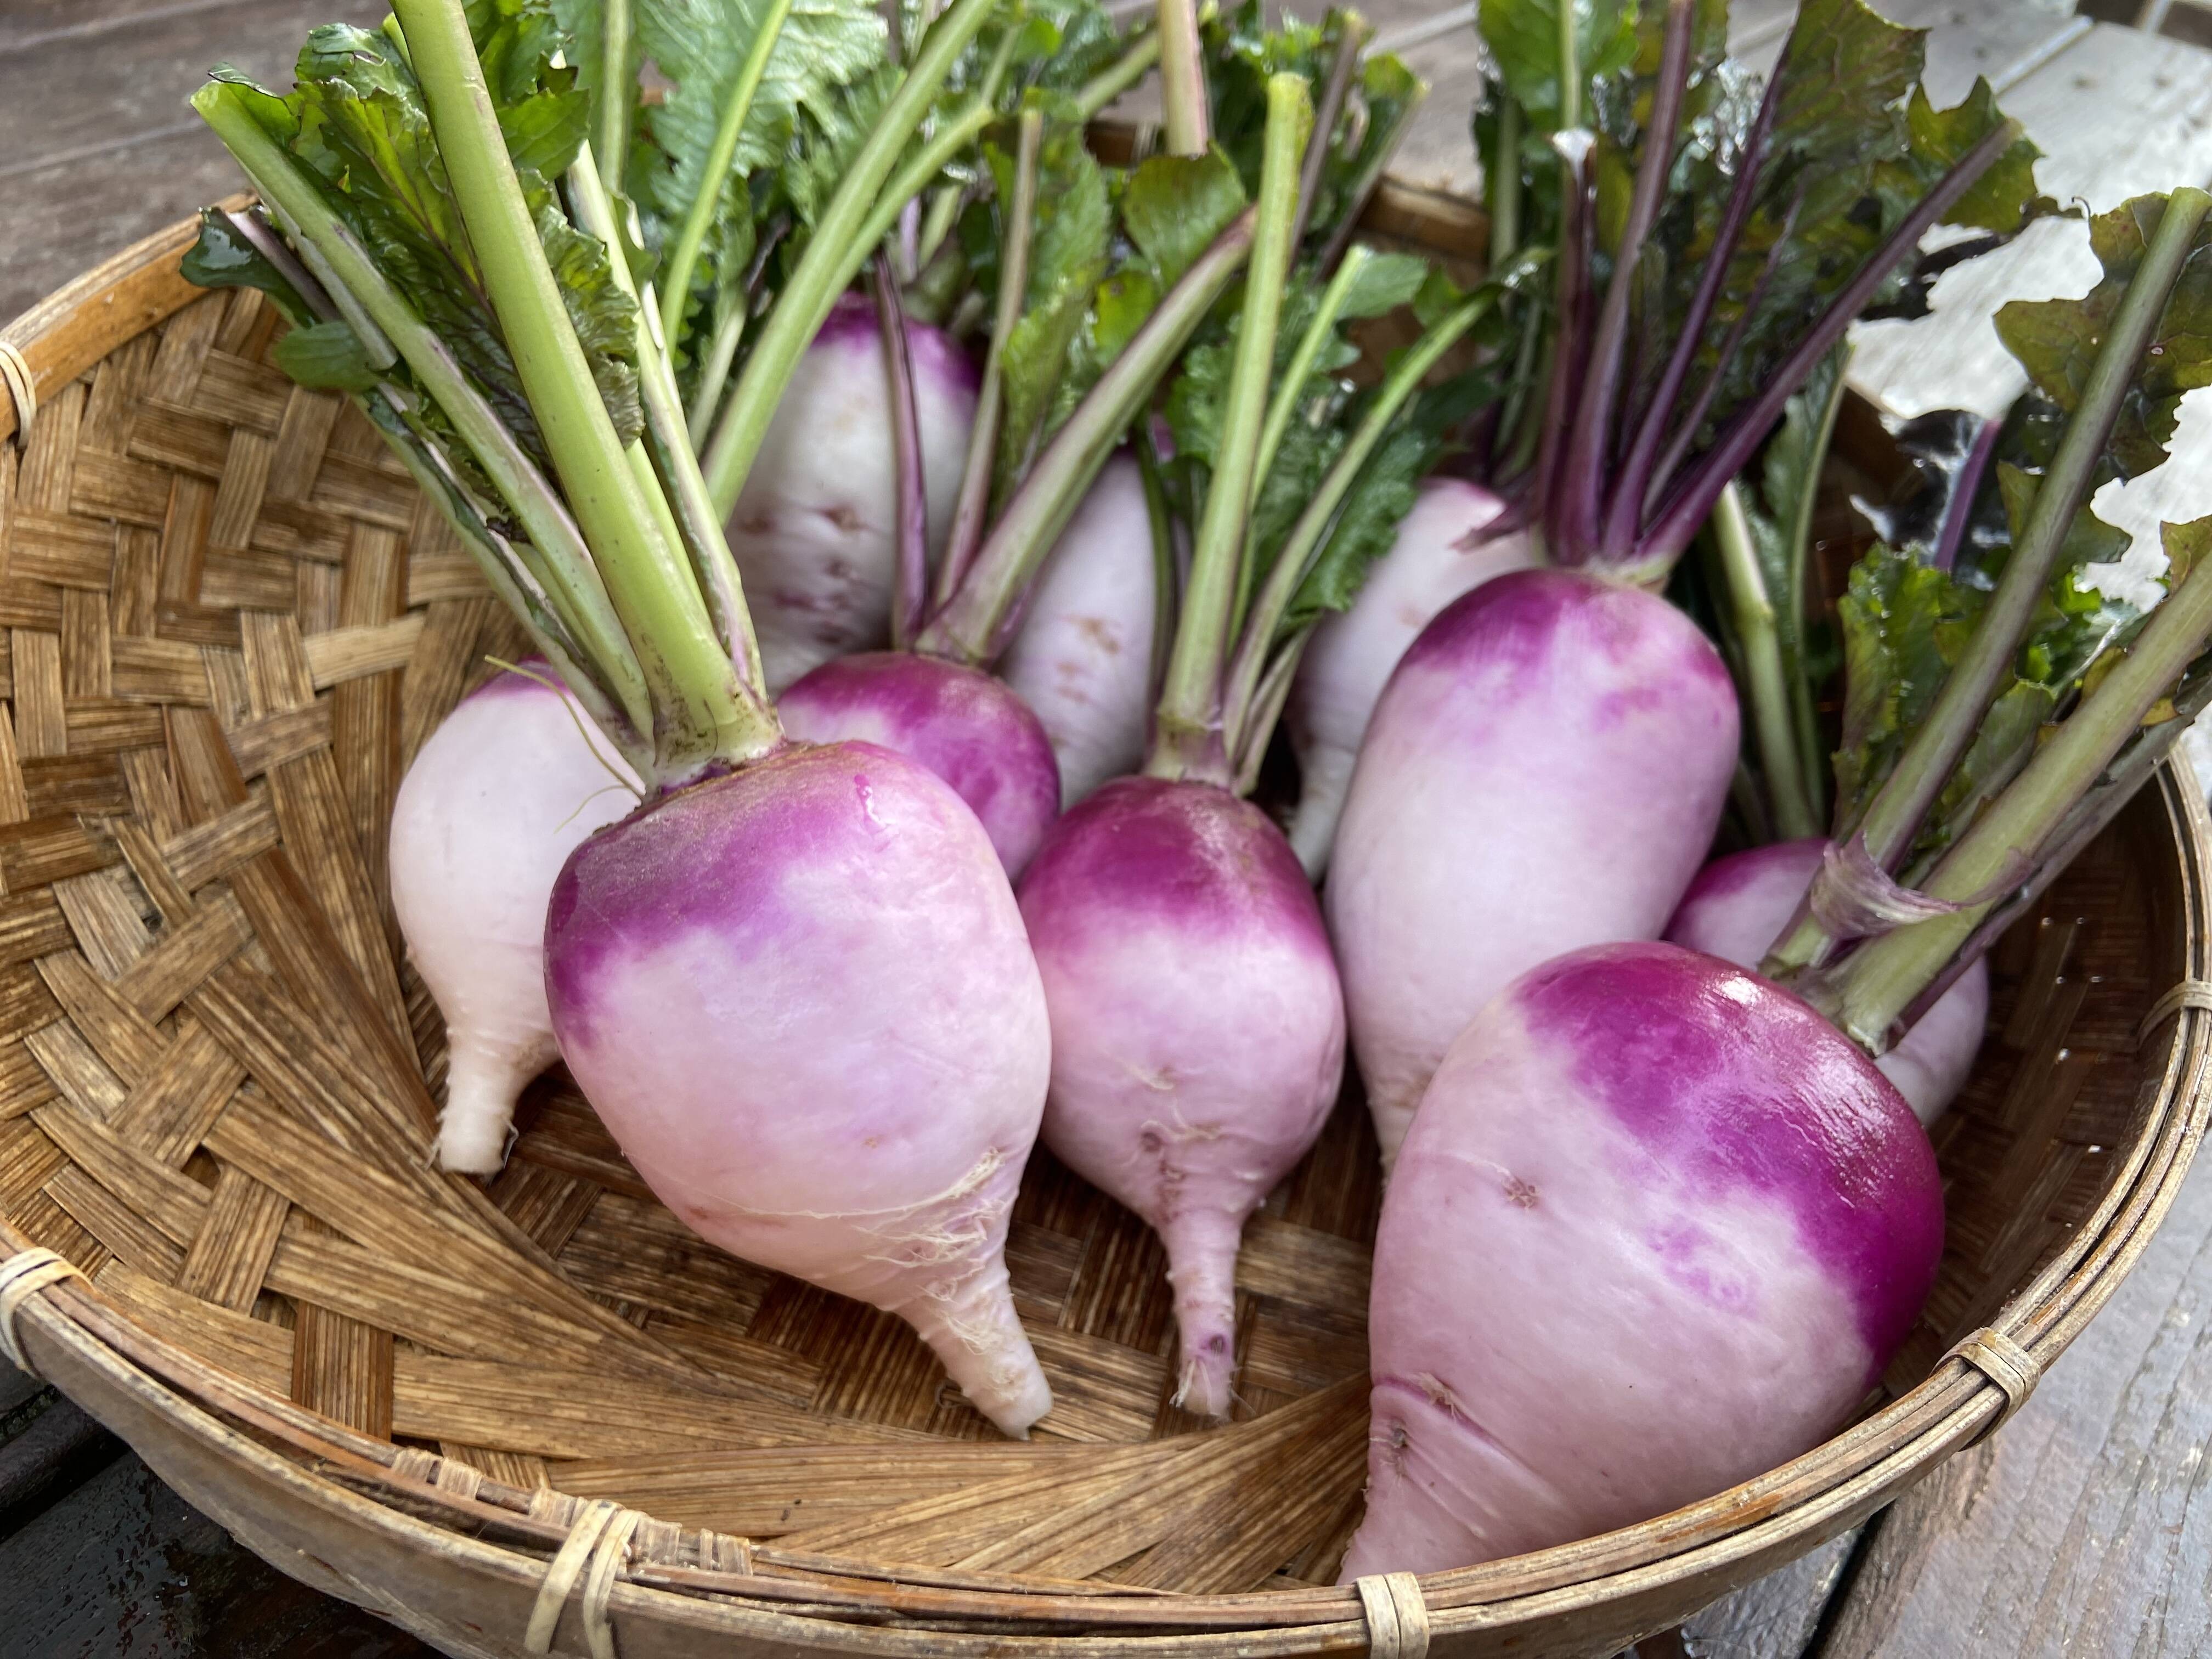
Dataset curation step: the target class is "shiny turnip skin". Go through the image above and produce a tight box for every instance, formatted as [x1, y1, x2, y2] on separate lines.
[1286, 479, 1527, 875]
[1667, 840, 1991, 1126]
[1000, 454, 1158, 806]
[778, 652, 1061, 877]
[1018, 777, 1345, 1416]
[1326, 569, 1740, 1168]
[726, 297, 978, 693]
[390, 665, 638, 1175]
[1341, 942, 1943, 1575]
[544, 741, 1053, 1435]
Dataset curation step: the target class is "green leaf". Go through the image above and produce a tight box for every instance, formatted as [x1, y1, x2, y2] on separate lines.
[1339, 251, 1431, 320]
[270, 319, 384, 391]
[1286, 421, 1432, 627]
[2165, 515, 2212, 586]
[1995, 194, 2212, 480]
[180, 208, 321, 329]
[636, 0, 884, 210]
[1477, 0, 1638, 130]
[1120, 151, 1248, 289]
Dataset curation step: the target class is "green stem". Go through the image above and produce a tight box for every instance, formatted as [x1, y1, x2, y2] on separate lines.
[393, 0, 756, 781]
[914, 207, 1258, 664]
[1147, 72, 1309, 787]
[1765, 185, 2212, 975]
[1784, 351, 1850, 832]
[1711, 481, 1819, 840]
[1219, 285, 1496, 761]
[657, 0, 801, 354]
[1138, 426, 1180, 704]
[194, 81, 650, 739]
[1251, 245, 1370, 512]
[599, 0, 633, 188]
[1556, 0, 1579, 131]
[934, 107, 1042, 618]
[1827, 541, 2212, 1051]
[701, 0, 1000, 518]
[685, 294, 747, 444]
[571, 147, 775, 714]
[1156, 0, 1210, 156]
[1488, 95, 1522, 268]
[916, 19, 1028, 272]
[1073, 24, 1163, 121]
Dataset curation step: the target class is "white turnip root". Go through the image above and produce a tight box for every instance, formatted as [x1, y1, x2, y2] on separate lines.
[778, 652, 1062, 876]
[725, 296, 978, 692]
[1666, 840, 1990, 1126]
[545, 741, 1055, 1435]
[1340, 941, 1943, 1575]
[1000, 454, 1159, 806]
[1326, 569, 1740, 1169]
[1018, 776, 1345, 1416]
[389, 665, 639, 1175]
[1285, 479, 1525, 875]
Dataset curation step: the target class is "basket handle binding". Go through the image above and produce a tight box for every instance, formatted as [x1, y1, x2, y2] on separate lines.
[0, 340, 34, 436]
[0, 1246, 84, 1376]
[1354, 1571, 1430, 1658]
[528, 1496, 642, 1659]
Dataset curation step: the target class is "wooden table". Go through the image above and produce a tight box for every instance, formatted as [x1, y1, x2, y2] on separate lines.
[7, 3, 2212, 1656]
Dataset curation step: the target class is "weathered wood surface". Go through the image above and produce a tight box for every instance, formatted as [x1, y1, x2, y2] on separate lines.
[8, 4, 2212, 1659]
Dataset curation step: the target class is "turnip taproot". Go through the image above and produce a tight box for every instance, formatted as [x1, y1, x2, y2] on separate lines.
[1021, 79, 1504, 1413]
[1285, 479, 1521, 875]
[199, 0, 1060, 1431]
[1340, 941, 1943, 1574]
[1000, 453, 1160, 805]
[1328, 569, 1740, 1166]
[390, 665, 638, 1173]
[1667, 840, 1988, 1125]
[724, 295, 977, 692]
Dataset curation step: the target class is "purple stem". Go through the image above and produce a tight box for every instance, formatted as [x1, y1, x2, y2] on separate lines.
[1639, 190, 1804, 523]
[1554, 0, 1696, 563]
[1932, 414, 2001, 572]
[226, 208, 340, 321]
[873, 256, 930, 650]
[1603, 59, 1787, 558]
[1635, 120, 2022, 577]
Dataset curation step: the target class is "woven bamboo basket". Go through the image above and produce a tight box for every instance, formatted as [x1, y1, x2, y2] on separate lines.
[1, 190, 2208, 1659]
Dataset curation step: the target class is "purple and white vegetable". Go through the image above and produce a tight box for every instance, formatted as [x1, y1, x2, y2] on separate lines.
[1667, 840, 1988, 1126]
[1328, 569, 1739, 1166]
[1285, 478, 1520, 874]
[724, 294, 978, 693]
[1000, 452, 1160, 805]
[1022, 77, 1500, 1413]
[389, 665, 639, 1173]
[201, 0, 1063, 1430]
[1340, 941, 1943, 1572]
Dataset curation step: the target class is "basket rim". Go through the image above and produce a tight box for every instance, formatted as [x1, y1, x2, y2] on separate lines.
[4, 209, 2210, 1645]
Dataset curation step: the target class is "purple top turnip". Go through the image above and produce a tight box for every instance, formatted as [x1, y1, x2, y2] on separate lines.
[1341, 941, 1943, 1575]
[545, 741, 1055, 1434]
[778, 651, 1061, 876]
[1285, 479, 1523, 874]
[1667, 841, 1989, 1126]
[390, 665, 640, 1173]
[1019, 777, 1344, 1413]
[725, 296, 978, 692]
[1327, 568, 1740, 1167]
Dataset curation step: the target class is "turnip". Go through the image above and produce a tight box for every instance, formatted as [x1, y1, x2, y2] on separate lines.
[1327, 0, 2037, 1165]
[721, 295, 978, 692]
[1666, 840, 1988, 1125]
[1328, 569, 1740, 1167]
[389, 664, 640, 1173]
[1019, 68, 1509, 1414]
[196, 0, 1065, 1432]
[1340, 940, 1944, 1574]
[1284, 477, 1521, 874]
[999, 452, 1160, 805]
